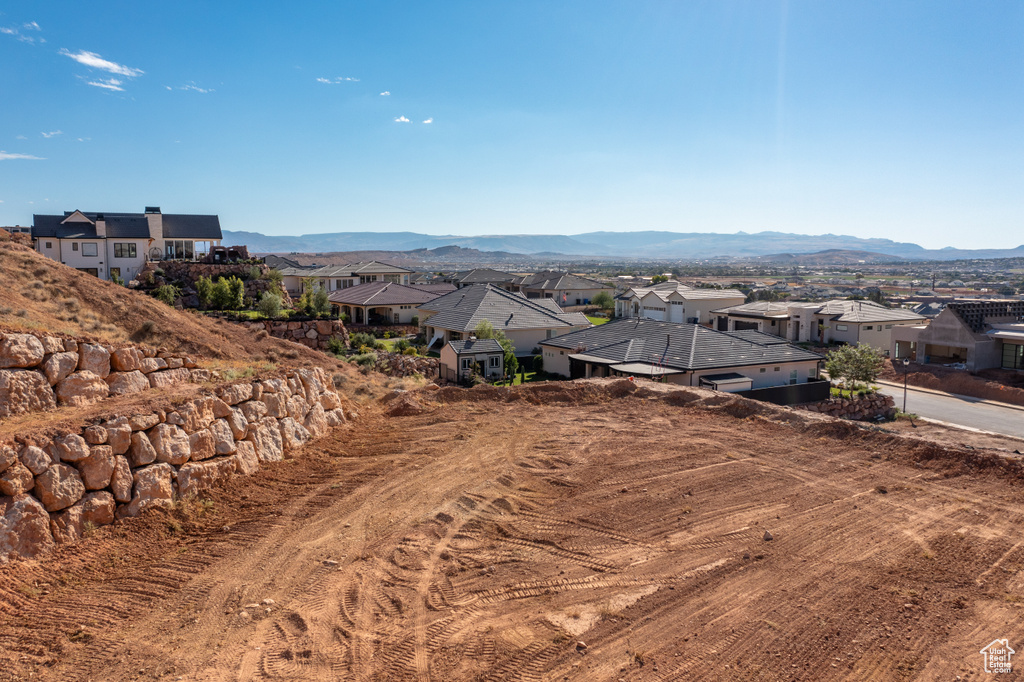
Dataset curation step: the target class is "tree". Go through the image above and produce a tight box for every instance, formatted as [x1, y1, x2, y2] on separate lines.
[257, 291, 282, 318]
[196, 275, 213, 309]
[210, 277, 233, 310]
[311, 284, 331, 317]
[227, 276, 245, 309]
[474, 319, 518, 381]
[153, 284, 180, 306]
[591, 290, 614, 311]
[825, 343, 885, 390]
[651, 275, 670, 284]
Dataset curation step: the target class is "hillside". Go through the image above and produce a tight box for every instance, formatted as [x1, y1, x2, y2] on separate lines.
[0, 239, 343, 374]
[748, 249, 908, 265]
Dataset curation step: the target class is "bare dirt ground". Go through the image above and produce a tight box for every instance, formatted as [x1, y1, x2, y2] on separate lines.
[3, 381, 1024, 681]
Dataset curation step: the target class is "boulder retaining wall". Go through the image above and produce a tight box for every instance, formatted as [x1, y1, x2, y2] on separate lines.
[243, 319, 348, 351]
[797, 393, 896, 421]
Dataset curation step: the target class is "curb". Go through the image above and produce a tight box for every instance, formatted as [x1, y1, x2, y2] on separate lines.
[874, 379, 1024, 414]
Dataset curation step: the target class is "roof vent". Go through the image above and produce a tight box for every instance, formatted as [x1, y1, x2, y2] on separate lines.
[144, 206, 161, 214]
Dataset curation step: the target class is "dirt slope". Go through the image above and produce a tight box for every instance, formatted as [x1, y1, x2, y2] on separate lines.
[2, 382, 1022, 680]
[0, 241, 340, 371]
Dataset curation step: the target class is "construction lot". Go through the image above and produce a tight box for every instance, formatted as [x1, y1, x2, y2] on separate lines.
[2, 381, 1024, 681]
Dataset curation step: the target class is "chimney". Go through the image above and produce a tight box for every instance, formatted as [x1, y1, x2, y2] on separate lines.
[145, 206, 163, 240]
[95, 213, 106, 238]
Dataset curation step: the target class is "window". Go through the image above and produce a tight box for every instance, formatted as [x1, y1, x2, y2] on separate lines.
[489, 356, 500, 368]
[864, 325, 873, 331]
[885, 324, 893, 329]
[461, 358, 472, 370]
[114, 243, 137, 258]
[790, 369, 798, 385]
[336, 280, 343, 289]
[76, 268, 98, 277]
[82, 243, 98, 257]
[546, 329, 555, 339]
[835, 324, 848, 331]
[194, 241, 210, 258]
[671, 301, 683, 305]
[759, 368, 766, 373]
[774, 366, 780, 371]
[45, 241, 52, 249]
[1003, 343, 1024, 370]
[72, 242, 79, 251]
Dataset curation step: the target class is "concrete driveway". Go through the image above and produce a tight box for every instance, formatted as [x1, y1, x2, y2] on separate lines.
[875, 380, 1024, 440]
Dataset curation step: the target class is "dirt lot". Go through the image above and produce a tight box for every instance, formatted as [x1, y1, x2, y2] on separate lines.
[3, 381, 1024, 681]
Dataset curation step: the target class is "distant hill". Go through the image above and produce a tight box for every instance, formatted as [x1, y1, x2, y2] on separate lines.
[749, 249, 908, 265]
[222, 229, 1024, 261]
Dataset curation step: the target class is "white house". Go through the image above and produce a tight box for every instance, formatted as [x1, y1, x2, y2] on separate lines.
[32, 207, 222, 283]
[615, 281, 746, 325]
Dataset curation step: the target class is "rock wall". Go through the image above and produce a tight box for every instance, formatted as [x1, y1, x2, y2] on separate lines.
[372, 351, 439, 379]
[243, 319, 348, 351]
[135, 261, 293, 308]
[797, 393, 896, 421]
[0, 367, 347, 564]
[0, 333, 210, 419]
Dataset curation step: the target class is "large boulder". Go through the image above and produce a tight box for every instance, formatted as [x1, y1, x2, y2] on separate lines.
[110, 347, 142, 372]
[217, 383, 253, 406]
[148, 368, 192, 388]
[42, 352, 79, 386]
[54, 433, 91, 462]
[128, 413, 161, 431]
[19, 445, 52, 476]
[83, 426, 108, 445]
[188, 429, 216, 461]
[0, 334, 45, 369]
[110, 455, 133, 503]
[304, 403, 328, 440]
[137, 357, 168, 374]
[0, 369, 56, 418]
[320, 391, 342, 411]
[106, 424, 132, 455]
[0, 494, 55, 563]
[209, 419, 237, 455]
[119, 463, 175, 518]
[233, 441, 260, 476]
[263, 393, 288, 419]
[177, 458, 236, 497]
[106, 370, 150, 396]
[76, 445, 115, 490]
[55, 371, 109, 407]
[286, 394, 310, 421]
[238, 399, 268, 423]
[225, 408, 249, 440]
[50, 491, 115, 544]
[77, 343, 111, 378]
[148, 423, 191, 465]
[33, 463, 85, 512]
[128, 431, 158, 467]
[246, 417, 284, 463]
[0, 461, 34, 496]
[211, 397, 232, 419]
[180, 397, 216, 433]
[38, 336, 65, 355]
[278, 417, 310, 452]
[325, 408, 346, 427]
[0, 444, 17, 475]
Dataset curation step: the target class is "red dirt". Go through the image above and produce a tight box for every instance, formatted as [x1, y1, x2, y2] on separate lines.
[2, 380, 1024, 680]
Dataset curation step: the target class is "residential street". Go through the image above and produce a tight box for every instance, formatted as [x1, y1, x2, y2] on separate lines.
[875, 382, 1024, 440]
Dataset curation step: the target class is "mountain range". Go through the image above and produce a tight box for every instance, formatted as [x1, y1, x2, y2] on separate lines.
[222, 229, 1024, 261]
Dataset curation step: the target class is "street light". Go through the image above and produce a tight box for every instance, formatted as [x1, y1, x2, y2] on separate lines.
[902, 357, 911, 414]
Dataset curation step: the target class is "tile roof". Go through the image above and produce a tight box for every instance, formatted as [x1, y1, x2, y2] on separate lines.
[513, 270, 612, 291]
[711, 301, 793, 317]
[417, 284, 591, 333]
[451, 268, 517, 284]
[449, 339, 504, 354]
[282, 261, 414, 278]
[540, 318, 822, 371]
[816, 300, 925, 323]
[327, 281, 444, 306]
[626, 281, 745, 301]
[33, 211, 221, 240]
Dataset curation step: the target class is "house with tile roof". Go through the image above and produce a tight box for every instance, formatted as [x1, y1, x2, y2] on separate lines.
[448, 268, 519, 290]
[277, 261, 414, 297]
[539, 318, 823, 392]
[615, 281, 746, 326]
[712, 299, 925, 352]
[416, 284, 591, 355]
[32, 207, 222, 282]
[327, 281, 444, 325]
[511, 270, 614, 306]
[439, 339, 505, 383]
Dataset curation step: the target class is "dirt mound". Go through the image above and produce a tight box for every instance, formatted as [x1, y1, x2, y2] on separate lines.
[383, 391, 424, 417]
[0, 242, 350, 376]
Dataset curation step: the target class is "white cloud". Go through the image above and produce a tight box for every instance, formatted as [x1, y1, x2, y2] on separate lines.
[87, 78, 124, 91]
[59, 49, 143, 77]
[24, 21, 40, 31]
[0, 151, 45, 161]
[16, 135, 27, 140]
[380, 91, 390, 96]
[175, 82, 213, 93]
[316, 76, 360, 84]
[1, 24, 38, 43]
[422, 118, 433, 124]
[77, 137, 90, 142]
[41, 130, 62, 138]
[394, 116, 410, 123]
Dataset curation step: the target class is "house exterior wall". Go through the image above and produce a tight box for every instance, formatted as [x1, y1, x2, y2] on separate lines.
[525, 287, 609, 305]
[104, 239, 148, 282]
[56, 239, 105, 276]
[541, 345, 572, 377]
[690, 360, 819, 389]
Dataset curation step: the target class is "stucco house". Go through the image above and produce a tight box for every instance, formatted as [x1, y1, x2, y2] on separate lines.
[32, 207, 222, 282]
[891, 299, 1024, 371]
[327, 281, 442, 325]
[417, 284, 591, 356]
[278, 261, 414, 297]
[615, 281, 746, 325]
[539, 319, 823, 392]
[439, 339, 505, 383]
[511, 271, 614, 306]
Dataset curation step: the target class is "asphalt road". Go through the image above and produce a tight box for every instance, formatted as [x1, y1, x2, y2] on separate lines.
[876, 382, 1024, 439]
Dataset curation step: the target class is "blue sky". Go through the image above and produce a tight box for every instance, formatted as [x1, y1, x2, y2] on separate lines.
[1, 1, 1021, 249]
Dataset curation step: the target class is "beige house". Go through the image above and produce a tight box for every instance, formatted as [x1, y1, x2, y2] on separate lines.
[891, 300, 1024, 371]
[511, 271, 614, 306]
[32, 207, 222, 282]
[327, 281, 442, 325]
[439, 339, 505, 383]
[278, 261, 414, 298]
[615, 281, 745, 325]
[417, 284, 591, 356]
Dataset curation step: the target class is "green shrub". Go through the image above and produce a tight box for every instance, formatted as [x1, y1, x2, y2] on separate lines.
[533, 354, 544, 373]
[256, 292, 282, 318]
[351, 352, 377, 368]
[247, 265, 262, 281]
[312, 285, 330, 317]
[228, 276, 245, 309]
[153, 284, 180, 305]
[196, 275, 213, 308]
[394, 338, 412, 353]
[349, 332, 375, 348]
[327, 337, 346, 355]
[411, 316, 419, 326]
[402, 347, 417, 356]
[264, 268, 283, 288]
